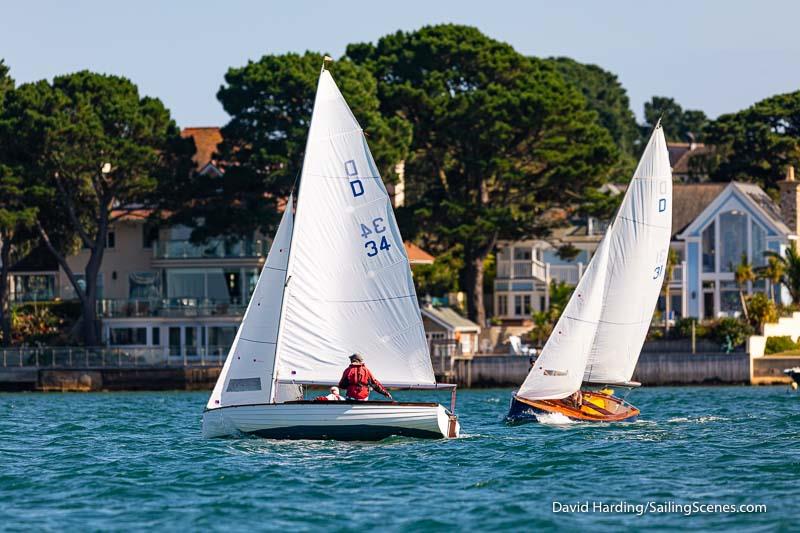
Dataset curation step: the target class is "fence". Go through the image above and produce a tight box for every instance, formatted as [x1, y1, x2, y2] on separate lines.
[0, 346, 228, 368]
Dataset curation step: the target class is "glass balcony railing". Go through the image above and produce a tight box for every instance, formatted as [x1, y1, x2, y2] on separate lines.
[154, 238, 266, 259]
[97, 298, 247, 318]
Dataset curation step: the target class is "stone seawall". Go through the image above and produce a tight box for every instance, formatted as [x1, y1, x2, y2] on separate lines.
[450, 352, 752, 387]
[0, 366, 221, 392]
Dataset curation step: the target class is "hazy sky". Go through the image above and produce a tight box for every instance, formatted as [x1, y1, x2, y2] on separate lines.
[2, 1, 798, 128]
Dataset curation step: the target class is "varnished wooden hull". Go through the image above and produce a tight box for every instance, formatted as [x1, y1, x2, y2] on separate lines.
[507, 391, 639, 424]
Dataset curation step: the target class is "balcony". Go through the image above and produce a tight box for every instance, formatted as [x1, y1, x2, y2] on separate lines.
[496, 259, 584, 285]
[154, 238, 266, 259]
[97, 298, 247, 318]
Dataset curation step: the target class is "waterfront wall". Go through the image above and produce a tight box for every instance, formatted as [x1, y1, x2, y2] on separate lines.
[0, 366, 221, 392]
[451, 351, 751, 387]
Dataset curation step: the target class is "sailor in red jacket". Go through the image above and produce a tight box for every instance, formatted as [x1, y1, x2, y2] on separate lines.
[338, 353, 393, 401]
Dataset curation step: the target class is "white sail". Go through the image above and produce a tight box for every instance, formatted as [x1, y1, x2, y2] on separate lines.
[272, 70, 435, 387]
[583, 125, 672, 384]
[517, 231, 610, 400]
[206, 200, 293, 409]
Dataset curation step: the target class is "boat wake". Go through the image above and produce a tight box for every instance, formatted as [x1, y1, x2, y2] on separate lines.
[535, 412, 578, 426]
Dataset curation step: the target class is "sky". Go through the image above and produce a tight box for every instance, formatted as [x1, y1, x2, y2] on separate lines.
[2, 0, 799, 128]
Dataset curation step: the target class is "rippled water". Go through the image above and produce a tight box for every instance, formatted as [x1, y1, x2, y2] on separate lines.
[1, 387, 798, 531]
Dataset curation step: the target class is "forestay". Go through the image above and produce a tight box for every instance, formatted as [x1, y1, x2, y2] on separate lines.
[583, 125, 672, 384]
[206, 201, 293, 409]
[517, 230, 610, 400]
[273, 70, 435, 387]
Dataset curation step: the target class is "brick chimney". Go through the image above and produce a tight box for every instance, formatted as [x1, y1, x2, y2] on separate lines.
[779, 165, 800, 241]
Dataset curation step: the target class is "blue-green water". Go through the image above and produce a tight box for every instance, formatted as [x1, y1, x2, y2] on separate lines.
[1, 387, 798, 531]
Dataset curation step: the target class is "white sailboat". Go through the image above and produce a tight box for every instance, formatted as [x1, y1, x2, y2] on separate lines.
[507, 123, 672, 423]
[202, 63, 460, 440]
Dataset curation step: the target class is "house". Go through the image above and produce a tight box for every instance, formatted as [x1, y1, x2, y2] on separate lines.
[8, 126, 442, 355]
[493, 166, 798, 323]
[421, 303, 481, 356]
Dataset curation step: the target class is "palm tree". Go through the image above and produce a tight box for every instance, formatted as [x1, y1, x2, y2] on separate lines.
[764, 248, 800, 303]
[757, 254, 785, 302]
[662, 248, 679, 333]
[734, 253, 755, 322]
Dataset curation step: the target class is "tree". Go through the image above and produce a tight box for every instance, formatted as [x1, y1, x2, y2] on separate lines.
[765, 248, 800, 303]
[549, 57, 641, 160]
[746, 292, 777, 333]
[757, 254, 784, 302]
[0, 71, 194, 345]
[701, 91, 800, 191]
[167, 52, 412, 243]
[348, 25, 617, 324]
[0, 60, 38, 345]
[733, 253, 755, 322]
[641, 96, 708, 143]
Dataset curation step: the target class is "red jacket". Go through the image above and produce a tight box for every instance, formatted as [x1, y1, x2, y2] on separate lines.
[338, 363, 389, 400]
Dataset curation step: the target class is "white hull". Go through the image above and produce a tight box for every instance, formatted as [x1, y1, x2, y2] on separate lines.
[202, 401, 460, 441]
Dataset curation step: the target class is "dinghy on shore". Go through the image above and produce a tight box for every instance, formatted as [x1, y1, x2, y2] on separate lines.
[507, 123, 672, 424]
[203, 61, 459, 441]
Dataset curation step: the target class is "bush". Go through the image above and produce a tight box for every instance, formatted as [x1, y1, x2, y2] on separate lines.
[671, 317, 709, 339]
[709, 317, 754, 349]
[764, 335, 800, 355]
[746, 292, 778, 332]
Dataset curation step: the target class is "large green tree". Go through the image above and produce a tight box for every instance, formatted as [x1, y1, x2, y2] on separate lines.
[702, 91, 800, 190]
[0, 71, 194, 345]
[549, 57, 640, 157]
[641, 96, 708, 142]
[0, 60, 38, 345]
[348, 25, 617, 324]
[166, 52, 412, 242]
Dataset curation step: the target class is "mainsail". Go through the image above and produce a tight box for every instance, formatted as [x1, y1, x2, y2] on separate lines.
[272, 69, 435, 387]
[584, 125, 673, 384]
[206, 199, 294, 409]
[516, 125, 671, 400]
[516, 230, 610, 400]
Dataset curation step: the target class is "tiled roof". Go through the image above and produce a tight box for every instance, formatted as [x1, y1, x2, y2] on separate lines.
[405, 242, 435, 264]
[181, 127, 222, 169]
[672, 183, 727, 237]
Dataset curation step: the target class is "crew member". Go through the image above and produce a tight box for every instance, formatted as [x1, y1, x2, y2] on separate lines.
[338, 353, 393, 401]
[326, 386, 344, 401]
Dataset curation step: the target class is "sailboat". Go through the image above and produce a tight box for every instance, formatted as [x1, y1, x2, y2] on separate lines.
[202, 62, 460, 441]
[507, 123, 672, 423]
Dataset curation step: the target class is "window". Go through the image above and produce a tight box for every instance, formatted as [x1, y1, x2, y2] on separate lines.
[109, 327, 147, 346]
[11, 274, 56, 302]
[129, 272, 161, 299]
[513, 248, 532, 260]
[166, 268, 244, 303]
[719, 280, 741, 316]
[720, 210, 747, 272]
[752, 221, 767, 267]
[152, 327, 161, 346]
[497, 294, 508, 316]
[142, 223, 158, 249]
[169, 327, 181, 354]
[106, 230, 116, 249]
[702, 221, 715, 273]
[208, 326, 236, 350]
[514, 294, 531, 316]
[71, 274, 104, 299]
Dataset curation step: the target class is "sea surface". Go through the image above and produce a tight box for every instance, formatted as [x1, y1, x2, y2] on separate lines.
[1, 387, 798, 531]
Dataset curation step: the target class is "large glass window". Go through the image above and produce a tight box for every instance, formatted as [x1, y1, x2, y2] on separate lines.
[513, 247, 532, 260]
[720, 211, 747, 272]
[11, 274, 56, 302]
[702, 221, 715, 273]
[109, 327, 147, 346]
[720, 280, 742, 316]
[166, 268, 243, 302]
[497, 294, 508, 316]
[129, 272, 161, 299]
[752, 221, 767, 267]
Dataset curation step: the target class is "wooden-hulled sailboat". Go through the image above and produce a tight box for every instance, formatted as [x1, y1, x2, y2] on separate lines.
[507, 123, 673, 423]
[202, 63, 459, 441]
